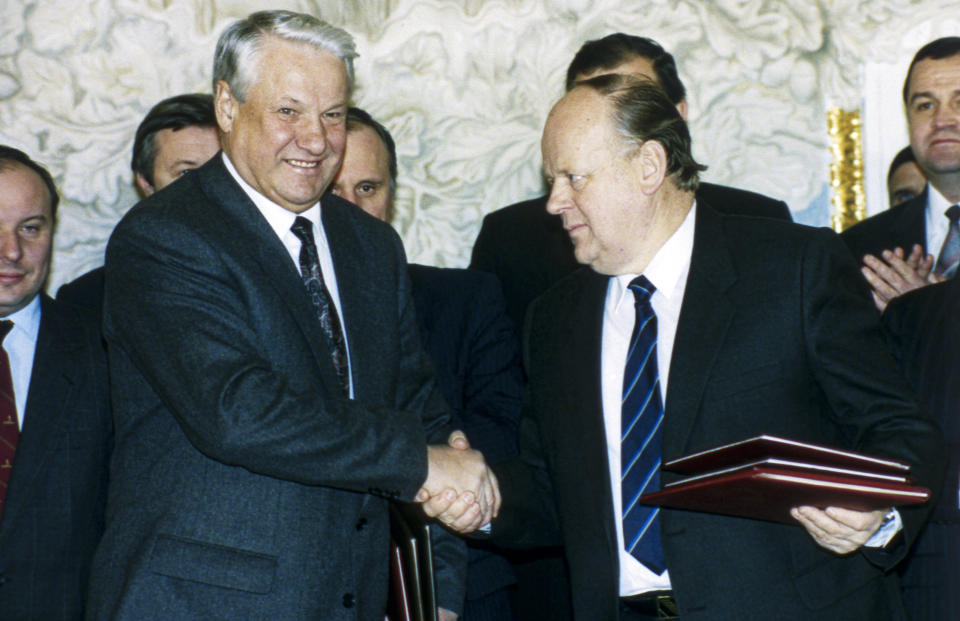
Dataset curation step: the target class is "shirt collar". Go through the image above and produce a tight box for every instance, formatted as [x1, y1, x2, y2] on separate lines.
[927, 182, 953, 214]
[610, 201, 697, 312]
[3, 294, 41, 343]
[221, 152, 322, 236]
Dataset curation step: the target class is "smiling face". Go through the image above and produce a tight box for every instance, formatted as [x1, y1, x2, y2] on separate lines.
[330, 124, 394, 221]
[0, 163, 53, 316]
[216, 37, 349, 213]
[906, 55, 960, 194]
[542, 88, 660, 275]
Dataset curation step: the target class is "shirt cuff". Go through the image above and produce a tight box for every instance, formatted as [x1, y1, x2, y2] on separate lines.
[863, 509, 901, 548]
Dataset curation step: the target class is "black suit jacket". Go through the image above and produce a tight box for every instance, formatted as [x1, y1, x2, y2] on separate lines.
[469, 183, 791, 328]
[841, 190, 927, 261]
[491, 204, 943, 621]
[883, 278, 960, 620]
[88, 155, 452, 620]
[0, 295, 112, 620]
[408, 265, 522, 609]
[56, 267, 104, 316]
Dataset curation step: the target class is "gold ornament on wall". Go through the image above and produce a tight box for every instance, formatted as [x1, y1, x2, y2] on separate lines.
[827, 108, 866, 232]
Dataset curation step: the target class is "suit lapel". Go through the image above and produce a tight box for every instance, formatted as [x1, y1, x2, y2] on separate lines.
[663, 205, 737, 459]
[0, 296, 78, 535]
[547, 269, 620, 558]
[895, 190, 928, 252]
[194, 157, 344, 392]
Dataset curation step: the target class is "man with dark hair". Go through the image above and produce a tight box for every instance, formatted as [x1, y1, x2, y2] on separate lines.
[130, 93, 219, 198]
[471, 33, 792, 329]
[843, 37, 960, 311]
[444, 75, 943, 620]
[86, 11, 497, 619]
[331, 106, 523, 621]
[0, 146, 111, 620]
[57, 93, 219, 312]
[887, 146, 926, 207]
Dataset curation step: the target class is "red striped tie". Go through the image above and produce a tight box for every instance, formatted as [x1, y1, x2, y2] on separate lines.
[0, 320, 19, 518]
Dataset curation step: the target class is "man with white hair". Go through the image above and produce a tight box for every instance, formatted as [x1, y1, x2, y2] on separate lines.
[87, 11, 496, 619]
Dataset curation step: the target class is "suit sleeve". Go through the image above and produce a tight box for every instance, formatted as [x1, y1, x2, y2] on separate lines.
[457, 273, 523, 464]
[801, 229, 945, 567]
[103, 206, 438, 501]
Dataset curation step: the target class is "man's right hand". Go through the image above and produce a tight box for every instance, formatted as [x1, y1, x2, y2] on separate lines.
[415, 431, 500, 534]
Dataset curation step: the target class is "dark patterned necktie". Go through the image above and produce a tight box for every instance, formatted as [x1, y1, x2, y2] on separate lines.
[934, 205, 960, 279]
[290, 217, 349, 395]
[0, 320, 19, 518]
[620, 276, 666, 574]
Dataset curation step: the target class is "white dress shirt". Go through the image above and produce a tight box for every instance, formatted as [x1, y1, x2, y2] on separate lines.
[1, 295, 41, 429]
[925, 183, 954, 257]
[222, 153, 354, 397]
[601, 202, 696, 596]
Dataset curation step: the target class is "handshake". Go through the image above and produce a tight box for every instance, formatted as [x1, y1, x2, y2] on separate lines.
[414, 431, 501, 534]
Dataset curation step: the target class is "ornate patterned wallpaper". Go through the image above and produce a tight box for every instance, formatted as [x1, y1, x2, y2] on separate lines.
[0, 0, 957, 290]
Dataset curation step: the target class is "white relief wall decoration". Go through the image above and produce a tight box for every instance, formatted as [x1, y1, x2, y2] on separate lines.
[0, 0, 957, 289]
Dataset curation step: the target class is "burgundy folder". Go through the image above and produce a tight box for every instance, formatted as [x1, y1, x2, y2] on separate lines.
[639, 436, 930, 524]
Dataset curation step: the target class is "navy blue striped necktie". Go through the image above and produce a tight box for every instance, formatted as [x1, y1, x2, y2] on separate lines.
[620, 275, 666, 574]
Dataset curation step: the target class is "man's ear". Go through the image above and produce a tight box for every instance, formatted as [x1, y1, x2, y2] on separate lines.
[134, 171, 155, 198]
[214, 80, 237, 134]
[675, 99, 689, 120]
[636, 140, 668, 196]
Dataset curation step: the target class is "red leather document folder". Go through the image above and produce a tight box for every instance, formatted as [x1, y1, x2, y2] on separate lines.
[664, 434, 911, 475]
[639, 436, 929, 524]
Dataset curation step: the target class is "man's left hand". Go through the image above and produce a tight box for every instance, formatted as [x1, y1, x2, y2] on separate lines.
[860, 245, 944, 312]
[790, 506, 888, 554]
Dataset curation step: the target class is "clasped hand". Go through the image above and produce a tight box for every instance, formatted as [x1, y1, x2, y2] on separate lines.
[415, 431, 500, 534]
[791, 505, 889, 555]
[860, 245, 945, 312]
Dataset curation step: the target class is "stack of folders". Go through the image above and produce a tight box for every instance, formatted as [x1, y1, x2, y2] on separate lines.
[387, 502, 438, 621]
[639, 435, 930, 524]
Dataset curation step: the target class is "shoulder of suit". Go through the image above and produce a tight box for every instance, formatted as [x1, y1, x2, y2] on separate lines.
[481, 195, 550, 227]
[842, 193, 925, 238]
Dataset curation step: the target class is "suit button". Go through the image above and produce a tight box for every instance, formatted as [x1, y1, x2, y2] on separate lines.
[0, 574, 7, 586]
[342, 593, 355, 608]
[355, 517, 367, 531]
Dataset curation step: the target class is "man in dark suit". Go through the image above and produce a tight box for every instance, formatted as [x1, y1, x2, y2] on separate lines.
[470, 33, 792, 329]
[842, 38, 960, 311]
[331, 107, 523, 621]
[0, 146, 111, 620]
[57, 92, 220, 313]
[882, 278, 960, 620]
[458, 75, 943, 620]
[86, 11, 497, 620]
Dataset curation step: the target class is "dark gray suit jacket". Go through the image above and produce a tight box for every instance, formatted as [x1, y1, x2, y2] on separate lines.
[87, 155, 452, 620]
[492, 204, 943, 621]
[841, 190, 927, 261]
[0, 295, 112, 620]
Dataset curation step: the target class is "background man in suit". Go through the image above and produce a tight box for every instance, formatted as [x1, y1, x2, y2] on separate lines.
[331, 106, 523, 621]
[843, 37, 960, 311]
[0, 146, 111, 620]
[470, 75, 942, 620]
[57, 92, 220, 312]
[470, 33, 792, 331]
[87, 11, 496, 619]
[882, 278, 960, 620]
[887, 146, 926, 207]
